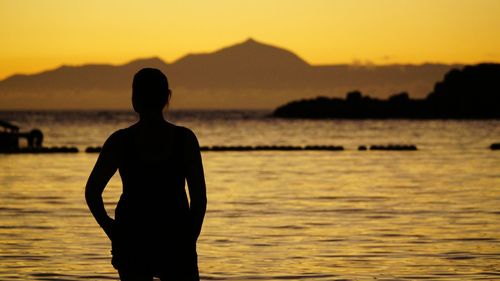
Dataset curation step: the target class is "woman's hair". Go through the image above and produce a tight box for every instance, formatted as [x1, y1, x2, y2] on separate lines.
[132, 68, 171, 113]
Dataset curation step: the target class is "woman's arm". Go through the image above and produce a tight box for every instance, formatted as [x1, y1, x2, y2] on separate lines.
[85, 132, 120, 240]
[184, 129, 207, 242]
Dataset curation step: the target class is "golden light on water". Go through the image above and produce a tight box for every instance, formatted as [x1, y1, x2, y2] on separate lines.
[1, 0, 500, 79]
[1, 113, 499, 279]
[1, 144, 499, 279]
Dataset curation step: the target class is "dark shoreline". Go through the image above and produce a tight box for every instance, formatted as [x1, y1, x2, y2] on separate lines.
[273, 64, 500, 119]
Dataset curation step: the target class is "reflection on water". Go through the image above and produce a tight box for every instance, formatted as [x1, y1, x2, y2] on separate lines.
[0, 111, 499, 280]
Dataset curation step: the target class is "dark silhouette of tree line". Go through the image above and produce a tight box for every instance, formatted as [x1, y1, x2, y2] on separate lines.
[273, 64, 500, 119]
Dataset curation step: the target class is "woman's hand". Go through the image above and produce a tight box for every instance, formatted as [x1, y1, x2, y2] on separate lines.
[102, 217, 115, 240]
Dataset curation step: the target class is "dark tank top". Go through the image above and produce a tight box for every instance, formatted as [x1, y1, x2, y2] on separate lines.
[115, 125, 190, 225]
[111, 125, 195, 272]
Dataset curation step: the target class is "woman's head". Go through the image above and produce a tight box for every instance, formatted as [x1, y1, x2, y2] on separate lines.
[132, 68, 171, 114]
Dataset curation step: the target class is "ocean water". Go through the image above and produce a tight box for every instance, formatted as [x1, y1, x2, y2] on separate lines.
[0, 110, 499, 281]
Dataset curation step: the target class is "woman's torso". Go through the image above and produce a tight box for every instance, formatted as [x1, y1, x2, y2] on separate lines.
[113, 122, 191, 233]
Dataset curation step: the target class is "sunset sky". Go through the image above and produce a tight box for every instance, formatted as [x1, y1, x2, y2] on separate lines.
[1, 0, 500, 80]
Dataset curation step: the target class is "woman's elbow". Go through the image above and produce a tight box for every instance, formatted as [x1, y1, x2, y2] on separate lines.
[84, 182, 100, 205]
[84, 187, 94, 205]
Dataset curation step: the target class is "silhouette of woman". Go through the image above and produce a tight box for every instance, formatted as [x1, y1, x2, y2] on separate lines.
[85, 68, 207, 281]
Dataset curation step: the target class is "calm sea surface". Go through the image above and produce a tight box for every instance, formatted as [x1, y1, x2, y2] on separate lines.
[0, 111, 499, 280]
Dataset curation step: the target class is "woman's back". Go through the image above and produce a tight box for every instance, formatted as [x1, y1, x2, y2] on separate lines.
[110, 122, 198, 275]
[116, 122, 189, 212]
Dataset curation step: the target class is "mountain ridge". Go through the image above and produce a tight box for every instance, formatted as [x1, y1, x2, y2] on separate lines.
[0, 38, 466, 109]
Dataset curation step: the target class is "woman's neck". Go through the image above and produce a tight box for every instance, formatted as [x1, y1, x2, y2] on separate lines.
[138, 111, 166, 124]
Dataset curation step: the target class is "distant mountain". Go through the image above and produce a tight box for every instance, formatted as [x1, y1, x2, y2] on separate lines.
[0, 38, 461, 109]
[273, 64, 500, 119]
[170, 38, 310, 89]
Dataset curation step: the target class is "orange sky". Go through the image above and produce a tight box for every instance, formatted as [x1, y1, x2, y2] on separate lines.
[1, 0, 500, 80]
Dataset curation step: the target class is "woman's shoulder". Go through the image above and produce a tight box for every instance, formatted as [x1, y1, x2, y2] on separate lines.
[174, 125, 196, 137]
[173, 125, 200, 149]
[108, 128, 129, 140]
[97, 129, 129, 159]
[102, 127, 133, 148]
